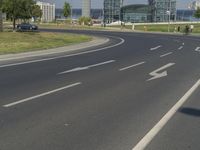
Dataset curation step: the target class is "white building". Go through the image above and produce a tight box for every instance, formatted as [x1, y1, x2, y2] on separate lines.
[191, 1, 200, 10]
[37, 1, 55, 22]
[82, 0, 91, 17]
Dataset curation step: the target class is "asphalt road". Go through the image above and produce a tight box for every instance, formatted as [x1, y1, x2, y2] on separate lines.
[0, 29, 200, 150]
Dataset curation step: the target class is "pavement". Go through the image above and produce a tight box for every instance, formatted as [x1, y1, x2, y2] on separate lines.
[0, 29, 200, 150]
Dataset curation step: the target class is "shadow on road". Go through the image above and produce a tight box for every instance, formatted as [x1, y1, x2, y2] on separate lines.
[179, 107, 200, 117]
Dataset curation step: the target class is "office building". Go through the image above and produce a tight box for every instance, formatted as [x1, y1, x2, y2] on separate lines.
[37, 1, 55, 22]
[121, 4, 152, 23]
[82, 0, 91, 17]
[103, 0, 123, 23]
[148, 0, 177, 22]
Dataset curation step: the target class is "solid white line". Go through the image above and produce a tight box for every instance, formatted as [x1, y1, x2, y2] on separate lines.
[3, 82, 81, 108]
[132, 79, 200, 150]
[160, 52, 173, 58]
[178, 46, 183, 50]
[150, 45, 162, 51]
[119, 62, 146, 71]
[0, 37, 125, 68]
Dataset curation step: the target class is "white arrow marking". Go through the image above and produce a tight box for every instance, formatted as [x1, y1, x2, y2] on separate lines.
[58, 60, 115, 75]
[178, 46, 183, 50]
[195, 47, 200, 52]
[150, 45, 162, 51]
[147, 63, 175, 81]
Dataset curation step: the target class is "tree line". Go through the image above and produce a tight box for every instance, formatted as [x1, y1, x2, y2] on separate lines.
[0, 0, 42, 30]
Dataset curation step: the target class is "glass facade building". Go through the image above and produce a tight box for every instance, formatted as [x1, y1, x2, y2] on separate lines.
[121, 5, 152, 23]
[148, 0, 176, 22]
[103, 0, 123, 23]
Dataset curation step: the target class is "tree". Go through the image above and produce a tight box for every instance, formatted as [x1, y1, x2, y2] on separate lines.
[63, 2, 71, 18]
[31, 5, 42, 22]
[78, 16, 92, 26]
[2, 0, 22, 30]
[0, 0, 3, 31]
[2, 0, 35, 30]
[194, 7, 200, 20]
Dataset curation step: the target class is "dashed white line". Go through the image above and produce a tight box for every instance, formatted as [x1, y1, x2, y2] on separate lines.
[178, 46, 183, 50]
[132, 79, 200, 150]
[119, 62, 146, 71]
[160, 52, 173, 58]
[3, 82, 81, 108]
[150, 45, 162, 51]
[182, 43, 185, 45]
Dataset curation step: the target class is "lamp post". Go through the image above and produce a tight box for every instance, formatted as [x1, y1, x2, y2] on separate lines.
[0, 10, 2, 32]
[166, 0, 171, 32]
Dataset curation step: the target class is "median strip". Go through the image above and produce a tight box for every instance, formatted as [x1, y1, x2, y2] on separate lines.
[3, 82, 81, 108]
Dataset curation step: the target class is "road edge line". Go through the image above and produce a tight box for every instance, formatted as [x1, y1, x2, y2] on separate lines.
[132, 79, 200, 150]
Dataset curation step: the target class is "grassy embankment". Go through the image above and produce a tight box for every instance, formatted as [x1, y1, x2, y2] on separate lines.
[0, 32, 92, 54]
[112, 23, 200, 33]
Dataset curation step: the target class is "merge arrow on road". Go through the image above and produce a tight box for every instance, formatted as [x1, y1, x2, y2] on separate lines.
[147, 63, 175, 81]
[58, 60, 115, 75]
[195, 47, 200, 52]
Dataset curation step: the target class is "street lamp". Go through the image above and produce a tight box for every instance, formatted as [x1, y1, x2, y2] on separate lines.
[166, 10, 171, 32]
[0, 11, 3, 32]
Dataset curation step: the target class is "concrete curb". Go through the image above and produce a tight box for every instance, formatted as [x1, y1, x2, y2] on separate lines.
[0, 36, 109, 61]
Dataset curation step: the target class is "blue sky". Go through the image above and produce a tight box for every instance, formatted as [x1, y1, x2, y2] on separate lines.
[42, 0, 190, 9]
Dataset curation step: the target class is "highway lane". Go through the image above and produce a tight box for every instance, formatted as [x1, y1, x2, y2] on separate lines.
[0, 30, 200, 150]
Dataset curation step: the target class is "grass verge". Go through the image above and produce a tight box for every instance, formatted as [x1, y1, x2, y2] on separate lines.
[111, 23, 200, 33]
[0, 32, 92, 54]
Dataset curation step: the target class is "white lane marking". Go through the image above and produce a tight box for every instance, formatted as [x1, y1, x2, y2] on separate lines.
[3, 82, 81, 108]
[58, 60, 115, 75]
[0, 37, 125, 68]
[147, 63, 175, 81]
[119, 62, 146, 71]
[150, 45, 162, 51]
[195, 47, 200, 52]
[178, 46, 183, 50]
[182, 43, 185, 45]
[160, 52, 173, 58]
[132, 79, 200, 150]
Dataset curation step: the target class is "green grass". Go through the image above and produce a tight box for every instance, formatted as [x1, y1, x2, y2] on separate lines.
[111, 23, 200, 33]
[38, 23, 106, 30]
[0, 32, 92, 54]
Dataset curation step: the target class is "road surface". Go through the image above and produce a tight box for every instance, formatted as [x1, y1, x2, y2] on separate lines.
[0, 29, 200, 150]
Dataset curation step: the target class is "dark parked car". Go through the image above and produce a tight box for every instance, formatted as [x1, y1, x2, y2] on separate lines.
[17, 23, 38, 31]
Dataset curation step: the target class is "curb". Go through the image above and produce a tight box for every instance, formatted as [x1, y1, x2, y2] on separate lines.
[0, 36, 109, 61]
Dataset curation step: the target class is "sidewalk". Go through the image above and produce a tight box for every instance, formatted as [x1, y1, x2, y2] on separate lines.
[0, 36, 109, 61]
